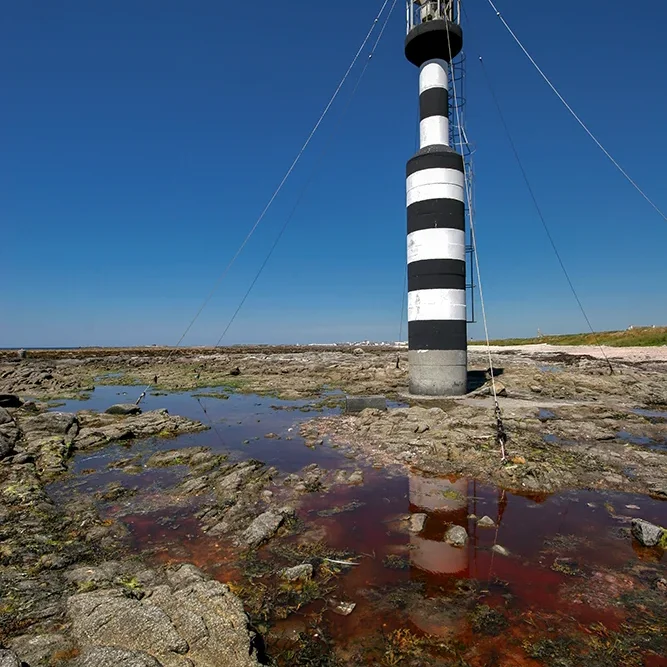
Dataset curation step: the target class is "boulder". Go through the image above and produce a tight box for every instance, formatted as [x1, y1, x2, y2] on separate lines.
[631, 518, 665, 547]
[67, 564, 261, 667]
[20, 411, 79, 444]
[105, 404, 142, 416]
[477, 516, 496, 528]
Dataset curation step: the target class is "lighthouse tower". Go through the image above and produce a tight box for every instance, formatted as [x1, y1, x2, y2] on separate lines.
[405, 1, 467, 396]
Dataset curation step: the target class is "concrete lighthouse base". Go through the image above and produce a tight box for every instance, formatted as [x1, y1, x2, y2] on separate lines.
[408, 349, 467, 396]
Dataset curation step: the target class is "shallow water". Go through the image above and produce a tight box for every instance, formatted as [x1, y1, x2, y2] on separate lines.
[48, 388, 667, 665]
[617, 429, 667, 452]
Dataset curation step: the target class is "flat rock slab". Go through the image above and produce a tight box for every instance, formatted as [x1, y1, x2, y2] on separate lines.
[106, 404, 142, 415]
[67, 564, 262, 667]
[73, 647, 162, 667]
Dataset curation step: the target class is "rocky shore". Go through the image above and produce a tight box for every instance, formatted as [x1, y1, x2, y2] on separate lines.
[1, 345, 666, 665]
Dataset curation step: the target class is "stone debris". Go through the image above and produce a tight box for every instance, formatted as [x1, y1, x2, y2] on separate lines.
[631, 518, 665, 547]
[409, 513, 427, 534]
[477, 516, 496, 528]
[279, 564, 313, 582]
[329, 599, 356, 616]
[444, 525, 468, 547]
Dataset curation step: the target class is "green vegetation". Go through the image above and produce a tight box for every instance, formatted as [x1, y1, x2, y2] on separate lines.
[470, 326, 667, 347]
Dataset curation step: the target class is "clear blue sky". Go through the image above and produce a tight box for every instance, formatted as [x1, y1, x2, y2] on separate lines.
[2, 0, 666, 347]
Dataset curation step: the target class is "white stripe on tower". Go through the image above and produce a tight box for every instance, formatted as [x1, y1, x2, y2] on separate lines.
[419, 59, 449, 148]
[407, 228, 465, 264]
[408, 289, 467, 321]
[406, 167, 464, 206]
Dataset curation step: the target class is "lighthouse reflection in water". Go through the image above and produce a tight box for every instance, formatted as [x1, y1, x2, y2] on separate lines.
[407, 474, 509, 634]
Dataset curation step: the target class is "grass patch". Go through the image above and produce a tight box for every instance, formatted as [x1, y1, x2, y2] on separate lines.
[471, 326, 667, 347]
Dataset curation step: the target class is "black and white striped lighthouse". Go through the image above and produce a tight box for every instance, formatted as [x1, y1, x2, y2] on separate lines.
[405, 1, 467, 396]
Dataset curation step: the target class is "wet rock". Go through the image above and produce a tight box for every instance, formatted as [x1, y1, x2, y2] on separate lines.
[444, 525, 468, 547]
[491, 544, 510, 557]
[280, 564, 313, 582]
[146, 447, 209, 468]
[241, 510, 285, 548]
[264, 432, 279, 439]
[96, 481, 137, 501]
[75, 410, 205, 451]
[477, 515, 496, 528]
[347, 470, 364, 485]
[0, 650, 21, 667]
[345, 395, 387, 413]
[0, 394, 22, 408]
[73, 647, 163, 667]
[329, 599, 356, 616]
[105, 403, 142, 415]
[470, 604, 508, 636]
[409, 513, 427, 533]
[631, 518, 666, 547]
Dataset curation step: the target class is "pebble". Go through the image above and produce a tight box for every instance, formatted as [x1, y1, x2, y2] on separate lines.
[477, 515, 496, 528]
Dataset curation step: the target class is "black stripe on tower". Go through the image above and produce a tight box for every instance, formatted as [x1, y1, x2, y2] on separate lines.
[407, 148, 463, 175]
[419, 87, 449, 121]
[408, 320, 467, 351]
[408, 259, 465, 291]
[407, 199, 465, 233]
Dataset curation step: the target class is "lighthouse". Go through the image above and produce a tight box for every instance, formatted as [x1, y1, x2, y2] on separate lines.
[405, 1, 467, 396]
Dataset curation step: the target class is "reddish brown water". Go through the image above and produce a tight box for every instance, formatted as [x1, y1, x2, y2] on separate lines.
[48, 389, 667, 665]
